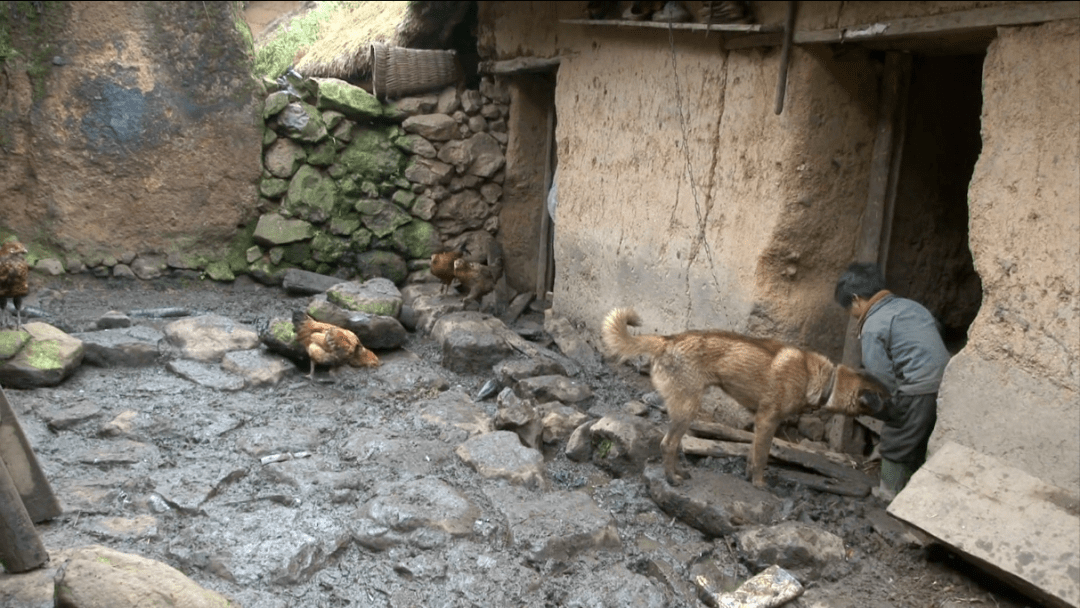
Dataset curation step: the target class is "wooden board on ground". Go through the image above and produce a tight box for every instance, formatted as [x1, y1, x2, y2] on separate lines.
[681, 435, 875, 496]
[888, 441, 1080, 608]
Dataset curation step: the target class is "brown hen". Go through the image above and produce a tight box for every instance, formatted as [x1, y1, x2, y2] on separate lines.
[430, 242, 467, 295]
[292, 311, 380, 380]
[0, 240, 29, 331]
[452, 257, 499, 307]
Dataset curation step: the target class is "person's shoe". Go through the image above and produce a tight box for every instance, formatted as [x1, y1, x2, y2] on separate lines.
[872, 482, 897, 503]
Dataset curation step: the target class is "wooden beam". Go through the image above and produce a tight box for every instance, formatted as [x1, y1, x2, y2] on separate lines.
[561, 18, 779, 34]
[479, 56, 561, 75]
[725, 1, 1080, 50]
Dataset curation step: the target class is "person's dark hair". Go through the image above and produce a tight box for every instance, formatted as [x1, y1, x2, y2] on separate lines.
[834, 262, 886, 308]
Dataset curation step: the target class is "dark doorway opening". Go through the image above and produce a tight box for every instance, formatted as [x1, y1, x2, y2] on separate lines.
[884, 54, 985, 353]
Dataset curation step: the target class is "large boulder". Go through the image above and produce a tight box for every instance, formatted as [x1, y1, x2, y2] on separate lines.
[54, 544, 238, 608]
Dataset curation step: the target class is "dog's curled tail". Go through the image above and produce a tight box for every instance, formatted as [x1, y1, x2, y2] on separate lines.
[602, 307, 667, 362]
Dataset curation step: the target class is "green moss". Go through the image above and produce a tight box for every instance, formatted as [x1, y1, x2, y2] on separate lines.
[0, 329, 30, 359]
[25, 338, 62, 370]
[281, 241, 311, 265]
[310, 231, 348, 263]
[337, 127, 406, 182]
[224, 219, 258, 273]
[204, 260, 235, 281]
[0, 2, 68, 101]
[595, 438, 613, 459]
[270, 318, 295, 343]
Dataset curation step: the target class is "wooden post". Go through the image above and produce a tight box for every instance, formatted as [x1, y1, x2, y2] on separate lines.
[536, 106, 556, 300]
[829, 51, 913, 454]
[774, 1, 798, 115]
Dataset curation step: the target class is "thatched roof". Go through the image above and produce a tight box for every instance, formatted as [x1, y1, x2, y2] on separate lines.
[295, 1, 472, 80]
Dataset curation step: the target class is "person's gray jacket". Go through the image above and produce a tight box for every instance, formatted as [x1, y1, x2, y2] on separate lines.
[860, 294, 951, 396]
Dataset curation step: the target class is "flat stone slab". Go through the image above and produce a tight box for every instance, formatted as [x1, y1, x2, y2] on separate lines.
[888, 441, 1080, 608]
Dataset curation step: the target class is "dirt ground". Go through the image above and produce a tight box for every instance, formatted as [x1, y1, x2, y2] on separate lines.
[3, 273, 1044, 608]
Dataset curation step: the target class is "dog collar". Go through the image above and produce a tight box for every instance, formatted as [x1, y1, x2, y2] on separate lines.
[820, 367, 837, 406]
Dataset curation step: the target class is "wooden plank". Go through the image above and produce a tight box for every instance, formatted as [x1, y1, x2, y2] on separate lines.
[0, 455, 49, 572]
[0, 385, 62, 523]
[889, 442, 1080, 608]
[725, 1, 1080, 49]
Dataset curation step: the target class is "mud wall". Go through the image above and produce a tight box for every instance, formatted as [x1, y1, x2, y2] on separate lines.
[480, 1, 880, 355]
[934, 19, 1080, 494]
[0, 2, 262, 268]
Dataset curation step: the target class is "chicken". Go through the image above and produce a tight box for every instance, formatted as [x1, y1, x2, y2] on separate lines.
[292, 311, 380, 380]
[0, 240, 29, 331]
[452, 257, 500, 307]
[430, 242, 467, 295]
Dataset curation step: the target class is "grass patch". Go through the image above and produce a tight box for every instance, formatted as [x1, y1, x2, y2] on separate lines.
[253, 1, 354, 80]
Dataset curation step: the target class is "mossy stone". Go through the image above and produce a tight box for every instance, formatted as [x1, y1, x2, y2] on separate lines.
[392, 220, 440, 260]
[337, 127, 406, 183]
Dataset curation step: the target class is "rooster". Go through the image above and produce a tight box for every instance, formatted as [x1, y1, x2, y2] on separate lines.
[292, 311, 380, 380]
[0, 240, 29, 331]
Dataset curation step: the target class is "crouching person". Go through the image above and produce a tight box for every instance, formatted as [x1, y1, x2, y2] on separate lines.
[834, 262, 952, 502]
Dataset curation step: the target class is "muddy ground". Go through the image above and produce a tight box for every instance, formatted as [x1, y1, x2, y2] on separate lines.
[3, 273, 1042, 608]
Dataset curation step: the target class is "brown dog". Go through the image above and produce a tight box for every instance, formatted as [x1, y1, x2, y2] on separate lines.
[602, 307, 888, 487]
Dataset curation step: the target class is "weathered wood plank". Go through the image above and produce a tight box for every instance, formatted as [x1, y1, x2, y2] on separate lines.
[889, 442, 1080, 608]
[774, 468, 870, 498]
[725, 1, 1080, 49]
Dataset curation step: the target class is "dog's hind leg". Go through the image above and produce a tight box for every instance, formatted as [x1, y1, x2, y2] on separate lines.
[660, 389, 702, 486]
[748, 412, 783, 488]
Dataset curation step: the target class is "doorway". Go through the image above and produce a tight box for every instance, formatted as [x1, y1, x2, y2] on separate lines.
[883, 53, 985, 353]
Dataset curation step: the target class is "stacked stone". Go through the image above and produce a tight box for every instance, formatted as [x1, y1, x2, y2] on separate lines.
[248, 74, 509, 285]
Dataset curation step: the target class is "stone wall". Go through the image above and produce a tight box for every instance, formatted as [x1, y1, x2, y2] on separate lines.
[246, 75, 509, 285]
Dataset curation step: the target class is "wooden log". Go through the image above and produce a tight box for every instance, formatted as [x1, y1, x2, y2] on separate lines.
[689, 420, 858, 467]
[0, 455, 49, 573]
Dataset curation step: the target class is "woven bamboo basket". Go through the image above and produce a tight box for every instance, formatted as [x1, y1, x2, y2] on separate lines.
[369, 43, 459, 101]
